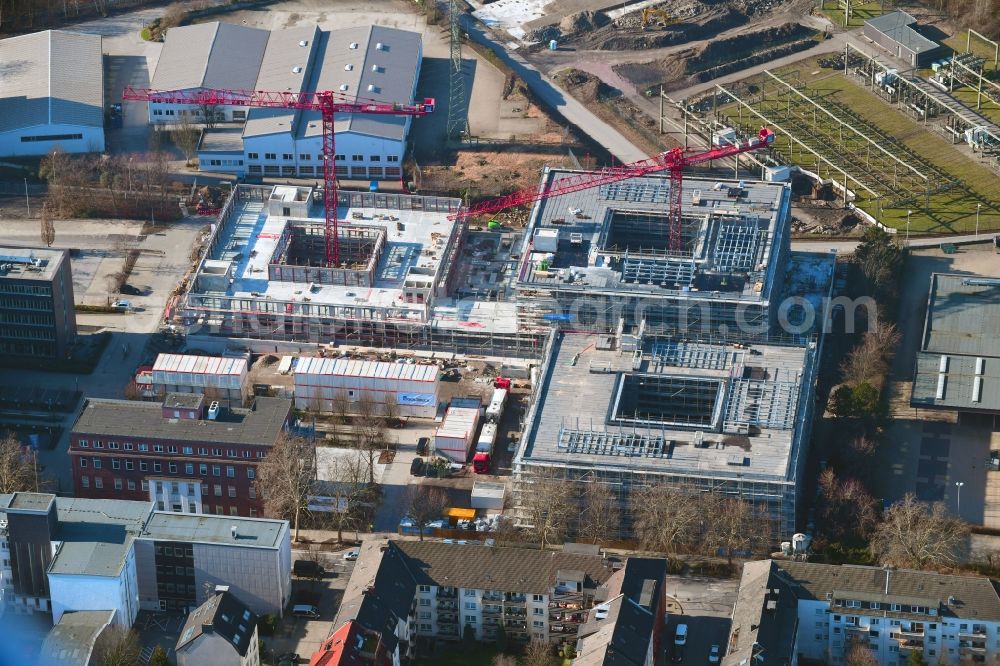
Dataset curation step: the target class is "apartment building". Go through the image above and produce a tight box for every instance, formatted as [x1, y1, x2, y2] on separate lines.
[0, 247, 76, 358]
[68, 393, 292, 517]
[329, 539, 613, 658]
[573, 558, 668, 666]
[727, 560, 1000, 666]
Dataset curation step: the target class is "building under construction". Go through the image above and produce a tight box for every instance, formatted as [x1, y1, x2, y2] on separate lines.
[513, 171, 793, 340]
[182, 184, 545, 357]
[510, 171, 830, 538]
[515, 330, 819, 537]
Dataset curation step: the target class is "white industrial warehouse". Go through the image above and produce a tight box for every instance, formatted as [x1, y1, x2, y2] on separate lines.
[147, 22, 422, 180]
[0, 30, 104, 157]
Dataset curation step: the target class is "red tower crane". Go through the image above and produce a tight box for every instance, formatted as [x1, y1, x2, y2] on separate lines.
[122, 86, 435, 264]
[452, 127, 775, 251]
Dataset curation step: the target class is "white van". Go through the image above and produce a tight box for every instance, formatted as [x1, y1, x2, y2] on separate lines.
[674, 623, 688, 646]
[292, 604, 320, 619]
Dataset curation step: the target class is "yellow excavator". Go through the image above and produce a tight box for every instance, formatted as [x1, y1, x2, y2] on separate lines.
[641, 7, 676, 28]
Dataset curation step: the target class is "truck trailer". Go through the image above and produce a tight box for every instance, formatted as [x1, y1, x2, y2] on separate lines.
[473, 422, 499, 474]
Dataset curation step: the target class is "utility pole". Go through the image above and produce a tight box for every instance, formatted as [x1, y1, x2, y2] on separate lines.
[24, 178, 30, 217]
[955, 481, 964, 517]
[446, 0, 469, 141]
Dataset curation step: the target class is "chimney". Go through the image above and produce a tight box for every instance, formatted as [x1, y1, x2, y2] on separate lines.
[208, 401, 220, 420]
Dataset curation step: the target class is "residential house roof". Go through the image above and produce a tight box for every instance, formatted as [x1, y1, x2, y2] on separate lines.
[176, 590, 259, 657]
[394, 540, 612, 594]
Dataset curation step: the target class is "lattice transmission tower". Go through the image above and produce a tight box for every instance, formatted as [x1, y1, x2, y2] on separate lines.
[447, 0, 469, 139]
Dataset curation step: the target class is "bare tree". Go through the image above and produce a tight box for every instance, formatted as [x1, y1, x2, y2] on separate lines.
[0, 433, 38, 493]
[382, 391, 400, 428]
[330, 389, 351, 425]
[492, 514, 525, 547]
[354, 393, 387, 484]
[198, 103, 221, 129]
[492, 655, 517, 666]
[93, 625, 141, 666]
[869, 494, 969, 569]
[703, 497, 771, 565]
[173, 115, 201, 166]
[40, 203, 55, 247]
[159, 1, 185, 29]
[631, 484, 704, 555]
[845, 639, 879, 666]
[318, 450, 366, 543]
[522, 639, 559, 666]
[519, 468, 575, 550]
[841, 321, 901, 388]
[256, 433, 315, 542]
[817, 469, 880, 544]
[577, 480, 620, 544]
[403, 484, 448, 541]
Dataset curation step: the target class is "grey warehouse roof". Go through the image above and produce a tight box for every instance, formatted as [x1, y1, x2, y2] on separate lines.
[912, 273, 1000, 411]
[140, 511, 288, 548]
[0, 30, 103, 133]
[71, 396, 291, 446]
[866, 11, 939, 54]
[151, 21, 269, 91]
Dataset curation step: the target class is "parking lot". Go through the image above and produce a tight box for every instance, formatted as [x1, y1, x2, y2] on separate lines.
[664, 575, 739, 665]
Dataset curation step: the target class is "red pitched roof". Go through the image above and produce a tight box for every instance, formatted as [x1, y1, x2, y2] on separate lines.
[310, 620, 386, 666]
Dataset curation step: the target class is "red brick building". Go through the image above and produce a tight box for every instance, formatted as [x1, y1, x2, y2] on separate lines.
[69, 393, 292, 517]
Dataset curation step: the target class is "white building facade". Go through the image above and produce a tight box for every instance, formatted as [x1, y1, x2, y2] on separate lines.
[48, 545, 140, 626]
[0, 30, 105, 157]
[293, 357, 440, 418]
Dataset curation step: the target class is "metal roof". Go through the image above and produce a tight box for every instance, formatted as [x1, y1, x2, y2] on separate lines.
[70, 396, 291, 446]
[150, 21, 269, 91]
[242, 25, 319, 139]
[0, 246, 66, 281]
[0, 30, 103, 133]
[865, 11, 939, 55]
[922, 273, 1000, 358]
[294, 356, 438, 382]
[198, 127, 245, 153]
[153, 353, 248, 376]
[140, 511, 288, 548]
[912, 273, 1000, 411]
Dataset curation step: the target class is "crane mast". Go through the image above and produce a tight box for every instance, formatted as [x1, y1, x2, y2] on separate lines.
[122, 86, 434, 265]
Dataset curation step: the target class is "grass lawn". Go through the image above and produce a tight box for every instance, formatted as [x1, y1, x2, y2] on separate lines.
[819, 0, 886, 28]
[717, 66, 1000, 234]
[413, 644, 503, 666]
[943, 33, 1000, 72]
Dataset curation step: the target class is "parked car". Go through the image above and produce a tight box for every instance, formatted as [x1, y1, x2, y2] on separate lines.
[708, 644, 720, 664]
[119, 283, 142, 296]
[291, 604, 319, 619]
[416, 437, 430, 456]
[410, 457, 425, 476]
[293, 559, 324, 578]
[674, 623, 688, 646]
[343, 549, 360, 561]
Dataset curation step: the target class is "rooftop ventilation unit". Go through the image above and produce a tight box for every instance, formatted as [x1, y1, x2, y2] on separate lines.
[208, 401, 220, 420]
[231, 525, 238, 538]
[340, 84, 349, 91]
[367, 84, 376, 92]
[299, 40, 308, 47]
[376, 42, 384, 50]
[349, 42, 358, 49]
[344, 64, 353, 71]
[292, 66, 302, 74]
